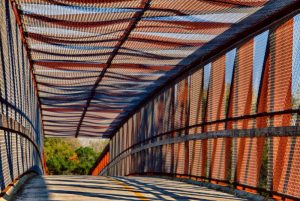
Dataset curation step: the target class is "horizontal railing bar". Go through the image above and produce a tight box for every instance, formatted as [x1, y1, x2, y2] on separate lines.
[0, 97, 40, 136]
[102, 109, 299, 170]
[102, 125, 300, 174]
[0, 115, 43, 171]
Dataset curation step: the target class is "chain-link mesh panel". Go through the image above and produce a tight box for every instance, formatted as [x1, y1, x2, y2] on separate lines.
[0, 0, 43, 192]
[95, 12, 300, 200]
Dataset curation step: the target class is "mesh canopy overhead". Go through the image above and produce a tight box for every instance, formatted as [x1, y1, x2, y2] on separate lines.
[13, 0, 278, 138]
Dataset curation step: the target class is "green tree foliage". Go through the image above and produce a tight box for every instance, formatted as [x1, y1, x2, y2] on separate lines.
[44, 138, 106, 175]
[44, 138, 77, 175]
[73, 147, 99, 175]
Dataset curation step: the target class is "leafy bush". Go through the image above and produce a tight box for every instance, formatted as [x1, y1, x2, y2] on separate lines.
[44, 137, 107, 175]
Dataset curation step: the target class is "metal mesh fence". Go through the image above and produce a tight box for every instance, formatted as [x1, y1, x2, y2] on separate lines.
[0, 0, 43, 192]
[96, 12, 300, 200]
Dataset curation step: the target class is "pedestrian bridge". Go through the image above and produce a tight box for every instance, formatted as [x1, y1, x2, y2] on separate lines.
[0, 0, 300, 200]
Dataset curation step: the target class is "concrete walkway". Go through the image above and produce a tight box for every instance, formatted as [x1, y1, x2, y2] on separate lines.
[13, 175, 245, 201]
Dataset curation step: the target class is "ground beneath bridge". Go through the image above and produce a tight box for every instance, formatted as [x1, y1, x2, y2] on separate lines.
[13, 175, 245, 201]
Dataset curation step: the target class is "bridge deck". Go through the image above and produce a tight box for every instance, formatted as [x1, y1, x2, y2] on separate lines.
[13, 175, 244, 201]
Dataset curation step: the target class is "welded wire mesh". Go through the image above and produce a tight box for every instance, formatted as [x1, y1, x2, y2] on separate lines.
[9, 0, 275, 137]
[0, 0, 43, 191]
[98, 12, 300, 199]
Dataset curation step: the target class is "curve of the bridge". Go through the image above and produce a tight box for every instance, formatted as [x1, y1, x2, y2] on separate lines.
[91, 7, 300, 201]
[0, 0, 300, 201]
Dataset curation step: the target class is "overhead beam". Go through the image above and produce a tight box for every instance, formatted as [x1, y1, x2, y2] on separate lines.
[75, 0, 152, 138]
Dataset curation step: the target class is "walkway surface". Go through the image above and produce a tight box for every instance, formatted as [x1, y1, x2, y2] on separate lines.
[13, 175, 245, 201]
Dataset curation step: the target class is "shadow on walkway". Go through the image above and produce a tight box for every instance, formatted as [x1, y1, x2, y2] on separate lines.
[13, 175, 49, 201]
[12, 175, 245, 201]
